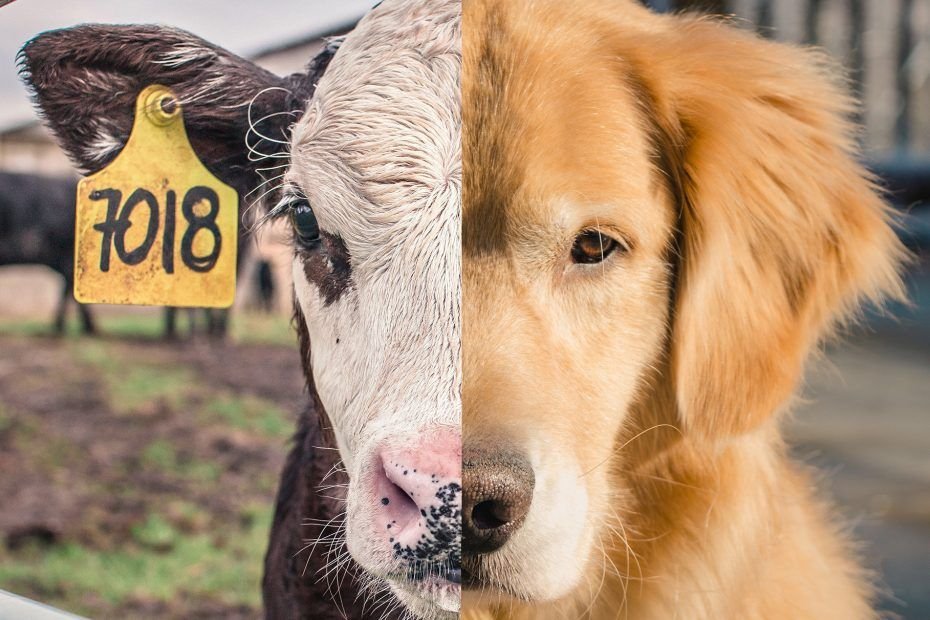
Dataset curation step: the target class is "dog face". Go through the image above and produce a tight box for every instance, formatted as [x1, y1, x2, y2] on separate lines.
[461, 0, 676, 602]
[462, 0, 905, 608]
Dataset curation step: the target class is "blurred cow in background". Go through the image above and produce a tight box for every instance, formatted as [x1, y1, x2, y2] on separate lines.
[0, 168, 242, 340]
[255, 258, 276, 314]
[0, 170, 235, 339]
[163, 306, 232, 340]
[0, 170, 96, 334]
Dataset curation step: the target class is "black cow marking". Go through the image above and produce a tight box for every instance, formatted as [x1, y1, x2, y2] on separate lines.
[300, 232, 353, 306]
[393, 482, 462, 582]
[0, 172, 96, 335]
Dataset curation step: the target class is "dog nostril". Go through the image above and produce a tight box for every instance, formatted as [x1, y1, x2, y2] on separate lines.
[463, 449, 535, 554]
[471, 500, 510, 530]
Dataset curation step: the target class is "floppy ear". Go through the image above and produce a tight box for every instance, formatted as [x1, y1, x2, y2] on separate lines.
[631, 17, 907, 438]
[18, 25, 336, 199]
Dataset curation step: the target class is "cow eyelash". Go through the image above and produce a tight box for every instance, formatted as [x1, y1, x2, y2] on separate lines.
[275, 193, 321, 248]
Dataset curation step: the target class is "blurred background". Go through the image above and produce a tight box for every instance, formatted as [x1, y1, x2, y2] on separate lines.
[646, 1, 930, 618]
[0, 1, 370, 617]
[0, 0, 927, 618]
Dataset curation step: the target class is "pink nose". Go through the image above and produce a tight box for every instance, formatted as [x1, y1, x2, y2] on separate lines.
[373, 430, 461, 564]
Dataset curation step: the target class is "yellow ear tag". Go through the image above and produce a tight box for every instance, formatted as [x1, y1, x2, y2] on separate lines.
[74, 85, 238, 307]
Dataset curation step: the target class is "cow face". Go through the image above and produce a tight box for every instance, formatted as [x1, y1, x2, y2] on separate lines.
[285, 2, 462, 616]
[20, 1, 462, 618]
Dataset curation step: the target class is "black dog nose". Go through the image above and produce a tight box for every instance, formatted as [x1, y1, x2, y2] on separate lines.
[463, 450, 535, 554]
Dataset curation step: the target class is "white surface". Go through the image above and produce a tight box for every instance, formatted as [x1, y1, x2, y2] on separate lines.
[0, 590, 84, 620]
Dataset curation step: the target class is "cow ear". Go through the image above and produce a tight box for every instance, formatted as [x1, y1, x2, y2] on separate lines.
[18, 24, 328, 200]
[631, 17, 908, 438]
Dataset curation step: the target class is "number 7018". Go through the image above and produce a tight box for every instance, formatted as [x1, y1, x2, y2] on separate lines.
[89, 185, 223, 274]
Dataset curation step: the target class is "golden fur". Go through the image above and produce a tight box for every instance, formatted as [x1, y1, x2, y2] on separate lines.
[462, 1, 907, 618]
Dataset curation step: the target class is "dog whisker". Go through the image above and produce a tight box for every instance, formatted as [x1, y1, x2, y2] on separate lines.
[579, 423, 683, 479]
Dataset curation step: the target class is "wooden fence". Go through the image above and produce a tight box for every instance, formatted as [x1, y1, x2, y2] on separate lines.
[645, 0, 930, 159]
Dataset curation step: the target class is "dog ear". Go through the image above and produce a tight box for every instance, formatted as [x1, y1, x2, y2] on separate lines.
[630, 18, 907, 438]
[18, 25, 335, 199]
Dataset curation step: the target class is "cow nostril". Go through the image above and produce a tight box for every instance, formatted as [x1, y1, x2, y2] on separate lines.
[384, 479, 418, 513]
[471, 500, 509, 530]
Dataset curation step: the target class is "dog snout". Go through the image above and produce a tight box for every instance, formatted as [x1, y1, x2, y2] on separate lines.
[463, 450, 535, 554]
[372, 430, 462, 570]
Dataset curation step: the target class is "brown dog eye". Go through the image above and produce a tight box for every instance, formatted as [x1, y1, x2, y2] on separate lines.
[571, 230, 622, 264]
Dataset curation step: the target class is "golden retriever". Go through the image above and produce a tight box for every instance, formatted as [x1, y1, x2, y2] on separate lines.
[461, 0, 907, 618]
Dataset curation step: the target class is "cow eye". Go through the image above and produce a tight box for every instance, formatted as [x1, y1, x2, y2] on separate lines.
[571, 229, 623, 264]
[286, 197, 321, 248]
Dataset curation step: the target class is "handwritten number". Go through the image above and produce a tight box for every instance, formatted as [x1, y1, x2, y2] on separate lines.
[90, 189, 122, 272]
[163, 190, 176, 274]
[91, 186, 223, 274]
[180, 187, 222, 273]
[114, 188, 159, 266]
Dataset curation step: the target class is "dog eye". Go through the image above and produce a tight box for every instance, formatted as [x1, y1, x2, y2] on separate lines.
[286, 197, 321, 248]
[571, 230, 623, 264]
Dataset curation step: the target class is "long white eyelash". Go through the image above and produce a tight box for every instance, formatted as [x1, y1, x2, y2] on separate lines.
[251, 187, 309, 234]
[268, 193, 295, 219]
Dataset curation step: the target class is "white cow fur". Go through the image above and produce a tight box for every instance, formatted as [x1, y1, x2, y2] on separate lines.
[287, 1, 461, 617]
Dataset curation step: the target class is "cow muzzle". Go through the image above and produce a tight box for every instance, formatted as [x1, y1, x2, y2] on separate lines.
[369, 429, 462, 586]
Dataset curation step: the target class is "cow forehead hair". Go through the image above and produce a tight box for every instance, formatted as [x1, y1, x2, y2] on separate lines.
[287, 0, 461, 251]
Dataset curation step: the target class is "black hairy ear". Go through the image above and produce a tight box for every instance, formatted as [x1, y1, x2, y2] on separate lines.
[18, 24, 331, 199]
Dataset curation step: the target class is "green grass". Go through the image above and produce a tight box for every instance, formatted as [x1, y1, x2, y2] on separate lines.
[0, 314, 296, 616]
[97, 313, 165, 339]
[202, 394, 293, 440]
[132, 514, 179, 550]
[140, 440, 177, 471]
[0, 403, 11, 434]
[141, 440, 222, 484]
[111, 365, 192, 413]
[0, 310, 294, 345]
[9, 414, 83, 473]
[0, 504, 273, 615]
[0, 318, 68, 337]
[231, 312, 295, 346]
[73, 341, 193, 414]
[0, 313, 163, 339]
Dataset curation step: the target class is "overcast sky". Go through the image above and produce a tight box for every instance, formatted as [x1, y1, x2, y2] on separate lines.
[0, 0, 374, 128]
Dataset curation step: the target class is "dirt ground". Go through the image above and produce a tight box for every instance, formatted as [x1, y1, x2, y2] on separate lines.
[1, 259, 928, 619]
[0, 325, 306, 618]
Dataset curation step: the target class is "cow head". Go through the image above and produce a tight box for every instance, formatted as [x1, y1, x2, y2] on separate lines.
[20, 1, 462, 618]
